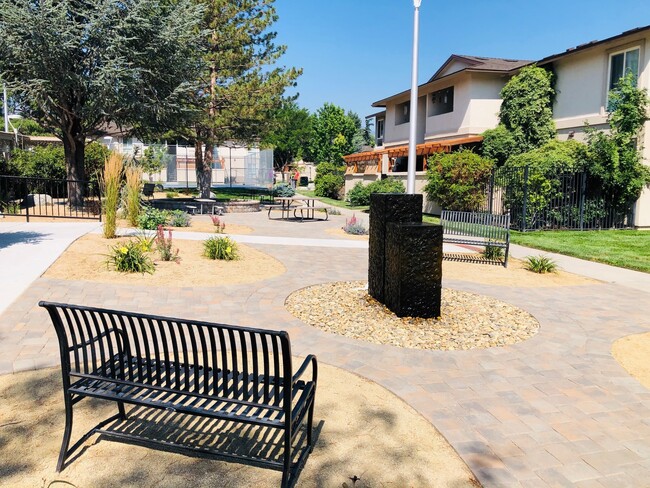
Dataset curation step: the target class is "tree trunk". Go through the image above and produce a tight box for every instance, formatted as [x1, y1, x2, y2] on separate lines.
[195, 140, 212, 198]
[62, 126, 86, 207]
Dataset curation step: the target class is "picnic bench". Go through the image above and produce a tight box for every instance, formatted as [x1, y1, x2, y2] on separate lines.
[268, 196, 329, 221]
[40, 301, 318, 488]
[440, 210, 510, 267]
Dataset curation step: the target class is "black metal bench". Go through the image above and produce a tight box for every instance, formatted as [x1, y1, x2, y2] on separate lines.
[40, 301, 318, 487]
[440, 210, 511, 267]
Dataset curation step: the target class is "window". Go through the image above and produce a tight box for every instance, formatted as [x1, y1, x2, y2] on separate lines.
[395, 101, 410, 125]
[429, 86, 454, 116]
[609, 47, 639, 90]
[376, 119, 384, 145]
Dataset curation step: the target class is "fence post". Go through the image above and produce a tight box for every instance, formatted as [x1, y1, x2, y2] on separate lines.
[488, 171, 495, 214]
[579, 172, 586, 231]
[521, 166, 529, 232]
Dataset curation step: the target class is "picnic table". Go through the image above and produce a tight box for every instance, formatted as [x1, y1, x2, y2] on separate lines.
[268, 196, 329, 221]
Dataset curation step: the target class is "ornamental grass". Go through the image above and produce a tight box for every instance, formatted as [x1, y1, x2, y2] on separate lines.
[101, 152, 124, 238]
[124, 165, 142, 227]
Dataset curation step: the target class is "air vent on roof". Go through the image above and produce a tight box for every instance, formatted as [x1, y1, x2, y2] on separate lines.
[474, 56, 487, 60]
[504, 59, 519, 62]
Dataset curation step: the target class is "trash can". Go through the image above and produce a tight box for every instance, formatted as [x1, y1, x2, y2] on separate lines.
[299, 176, 309, 187]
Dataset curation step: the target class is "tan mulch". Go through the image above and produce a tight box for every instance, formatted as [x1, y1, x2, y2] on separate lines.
[612, 332, 650, 390]
[286, 281, 540, 350]
[43, 233, 285, 286]
[0, 366, 478, 488]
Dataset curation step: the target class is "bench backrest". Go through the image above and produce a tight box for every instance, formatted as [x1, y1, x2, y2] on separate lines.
[40, 301, 293, 409]
[440, 210, 510, 242]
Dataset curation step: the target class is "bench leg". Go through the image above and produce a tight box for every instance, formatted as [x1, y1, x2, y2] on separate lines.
[56, 393, 74, 472]
[307, 398, 316, 452]
[118, 401, 127, 420]
[281, 428, 292, 488]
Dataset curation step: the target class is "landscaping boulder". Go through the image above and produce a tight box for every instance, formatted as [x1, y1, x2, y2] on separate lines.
[22, 194, 53, 208]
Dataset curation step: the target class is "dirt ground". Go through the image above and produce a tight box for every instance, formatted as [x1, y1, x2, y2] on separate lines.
[44, 233, 285, 287]
[612, 333, 650, 389]
[0, 365, 478, 488]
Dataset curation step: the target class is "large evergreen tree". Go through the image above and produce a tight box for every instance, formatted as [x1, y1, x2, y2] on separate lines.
[0, 0, 204, 203]
[192, 0, 300, 197]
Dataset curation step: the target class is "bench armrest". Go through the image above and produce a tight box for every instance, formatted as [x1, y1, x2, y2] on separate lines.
[292, 354, 318, 385]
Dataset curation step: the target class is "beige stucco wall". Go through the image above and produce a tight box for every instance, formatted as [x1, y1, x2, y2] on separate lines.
[383, 95, 426, 147]
[548, 32, 650, 227]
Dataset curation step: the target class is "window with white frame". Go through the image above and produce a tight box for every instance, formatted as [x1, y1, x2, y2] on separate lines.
[609, 47, 640, 91]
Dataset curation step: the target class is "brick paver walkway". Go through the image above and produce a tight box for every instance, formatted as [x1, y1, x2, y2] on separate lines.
[1, 214, 649, 487]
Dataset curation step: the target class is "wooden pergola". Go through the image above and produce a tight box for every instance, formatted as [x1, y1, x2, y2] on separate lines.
[343, 135, 483, 174]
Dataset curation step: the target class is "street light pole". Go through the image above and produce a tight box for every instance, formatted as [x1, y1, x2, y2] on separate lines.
[406, 0, 422, 195]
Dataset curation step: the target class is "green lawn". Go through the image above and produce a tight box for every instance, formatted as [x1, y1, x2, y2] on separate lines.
[510, 230, 650, 273]
[424, 214, 649, 273]
[297, 190, 369, 212]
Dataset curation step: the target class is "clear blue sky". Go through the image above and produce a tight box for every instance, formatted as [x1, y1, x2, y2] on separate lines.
[274, 0, 649, 119]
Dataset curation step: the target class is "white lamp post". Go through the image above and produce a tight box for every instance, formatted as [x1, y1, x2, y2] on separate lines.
[3, 85, 9, 133]
[406, 0, 422, 194]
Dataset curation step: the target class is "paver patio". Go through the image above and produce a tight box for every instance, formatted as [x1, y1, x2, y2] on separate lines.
[1, 212, 649, 487]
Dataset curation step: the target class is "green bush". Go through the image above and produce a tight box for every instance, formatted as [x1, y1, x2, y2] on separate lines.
[167, 209, 191, 227]
[106, 240, 155, 274]
[424, 149, 494, 211]
[315, 173, 344, 199]
[482, 243, 504, 260]
[523, 255, 558, 274]
[272, 183, 295, 197]
[138, 207, 169, 230]
[203, 236, 238, 260]
[314, 161, 345, 199]
[8, 145, 66, 179]
[346, 178, 405, 206]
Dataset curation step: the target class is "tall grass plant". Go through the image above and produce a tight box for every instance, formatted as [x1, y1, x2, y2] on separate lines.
[101, 152, 124, 238]
[124, 165, 143, 226]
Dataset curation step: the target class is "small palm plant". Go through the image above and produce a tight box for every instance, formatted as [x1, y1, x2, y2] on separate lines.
[524, 255, 558, 274]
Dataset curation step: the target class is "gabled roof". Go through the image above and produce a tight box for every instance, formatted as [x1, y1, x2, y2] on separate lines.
[428, 55, 532, 82]
[372, 54, 531, 107]
[537, 24, 650, 66]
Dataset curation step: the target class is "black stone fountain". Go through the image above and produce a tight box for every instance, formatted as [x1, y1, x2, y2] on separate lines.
[368, 193, 443, 318]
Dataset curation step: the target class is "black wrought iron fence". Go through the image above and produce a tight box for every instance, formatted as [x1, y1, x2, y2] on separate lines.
[0, 175, 102, 221]
[483, 166, 632, 231]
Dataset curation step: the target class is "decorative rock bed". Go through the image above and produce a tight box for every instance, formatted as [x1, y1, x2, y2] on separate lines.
[286, 281, 540, 351]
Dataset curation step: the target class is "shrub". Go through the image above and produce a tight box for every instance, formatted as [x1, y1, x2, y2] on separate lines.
[424, 149, 494, 211]
[203, 236, 238, 260]
[315, 173, 344, 199]
[85, 141, 111, 188]
[155, 225, 180, 263]
[210, 215, 226, 233]
[272, 183, 295, 197]
[166, 190, 179, 198]
[124, 165, 142, 226]
[167, 209, 191, 227]
[328, 207, 341, 215]
[8, 145, 66, 179]
[346, 178, 405, 206]
[138, 207, 168, 230]
[482, 243, 504, 260]
[342, 214, 367, 235]
[523, 255, 558, 274]
[106, 240, 155, 274]
[101, 152, 124, 238]
[314, 161, 345, 199]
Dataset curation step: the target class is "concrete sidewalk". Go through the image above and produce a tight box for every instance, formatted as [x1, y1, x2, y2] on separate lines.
[0, 222, 101, 315]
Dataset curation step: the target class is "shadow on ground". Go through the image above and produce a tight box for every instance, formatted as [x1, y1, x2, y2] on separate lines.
[0, 365, 479, 487]
[0, 231, 48, 250]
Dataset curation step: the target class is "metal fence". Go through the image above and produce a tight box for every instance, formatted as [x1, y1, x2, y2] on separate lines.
[478, 166, 632, 231]
[0, 175, 101, 221]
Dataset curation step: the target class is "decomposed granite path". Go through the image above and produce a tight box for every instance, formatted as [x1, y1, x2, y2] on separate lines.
[1, 221, 650, 487]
